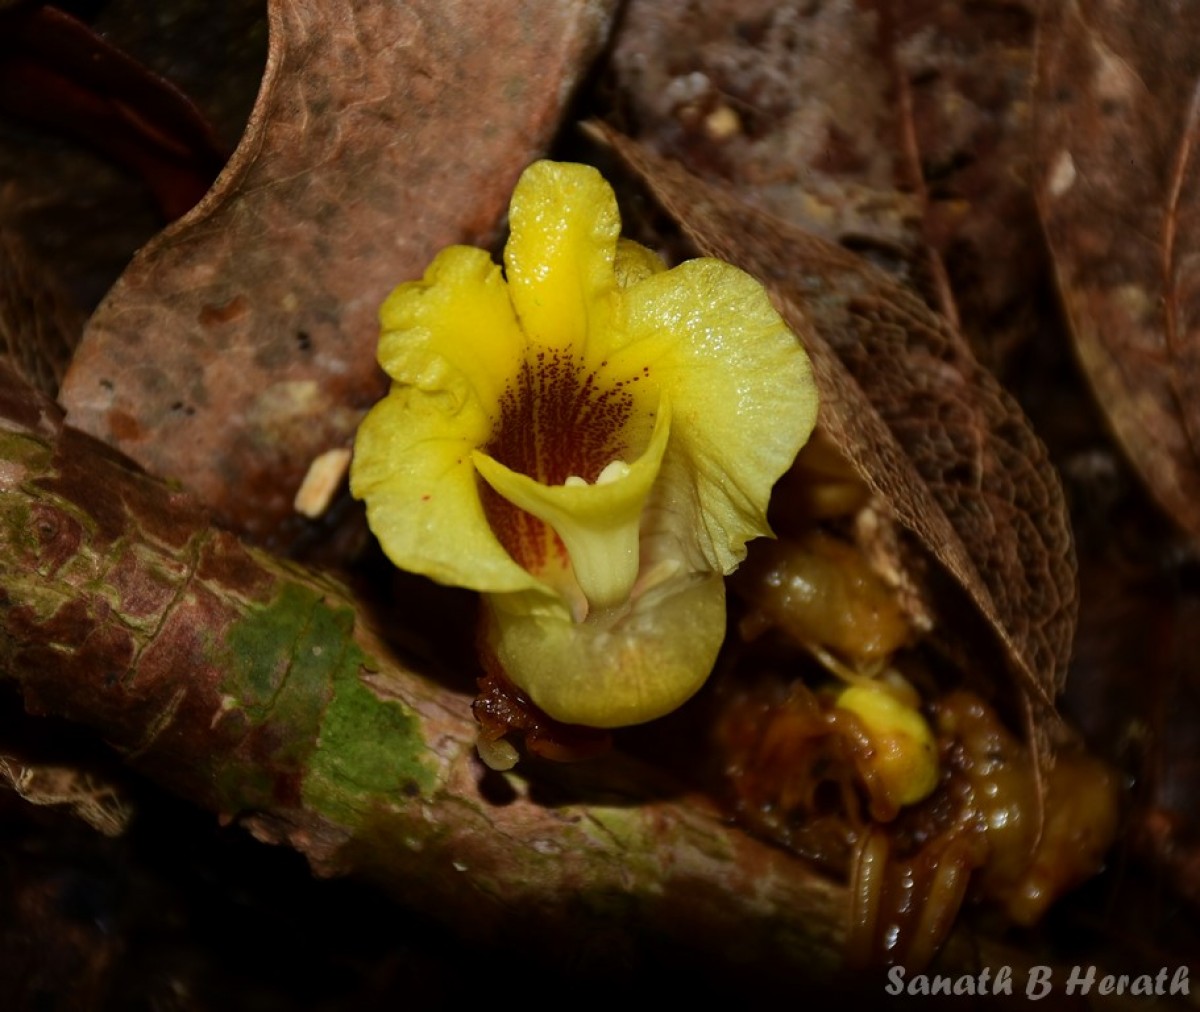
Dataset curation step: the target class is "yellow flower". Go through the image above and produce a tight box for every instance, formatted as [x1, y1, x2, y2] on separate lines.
[351, 161, 817, 728]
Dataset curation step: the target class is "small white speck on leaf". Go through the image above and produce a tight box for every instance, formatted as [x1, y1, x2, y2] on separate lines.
[294, 447, 352, 518]
[1048, 150, 1077, 197]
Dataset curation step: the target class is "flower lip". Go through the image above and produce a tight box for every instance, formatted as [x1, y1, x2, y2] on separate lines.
[474, 395, 672, 616]
[474, 343, 661, 600]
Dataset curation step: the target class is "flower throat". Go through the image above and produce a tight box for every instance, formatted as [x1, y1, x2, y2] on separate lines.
[480, 349, 651, 572]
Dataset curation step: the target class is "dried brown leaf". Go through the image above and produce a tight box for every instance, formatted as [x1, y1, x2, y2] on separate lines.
[1033, 0, 1200, 543]
[594, 124, 1076, 717]
[60, 0, 618, 546]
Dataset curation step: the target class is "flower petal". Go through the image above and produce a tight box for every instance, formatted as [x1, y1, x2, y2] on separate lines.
[472, 397, 672, 612]
[483, 573, 727, 727]
[350, 384, 545, 595]
[613, 238, 666, 288]
[378, 245, 525, 419]
[504, 161, 621, 358]
[609, 258, 818, 574]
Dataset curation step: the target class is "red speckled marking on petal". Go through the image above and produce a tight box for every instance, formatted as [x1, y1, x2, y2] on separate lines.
[480, 351, 652, 574]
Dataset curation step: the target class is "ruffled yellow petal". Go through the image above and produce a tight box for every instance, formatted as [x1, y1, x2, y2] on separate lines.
[350, 384, 544, 595]
[504, 161, 621, 359]
[378, 245, 525, 419]
[484, 573, 727, 727]
[472, 398, 672, 612]
[609, 258, 818, 574]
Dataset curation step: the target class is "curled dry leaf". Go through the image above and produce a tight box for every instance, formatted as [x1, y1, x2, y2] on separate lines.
[1033, 0, 1200, 543]
[593, 125, 1076, 731]
[60, 0, 618, 546]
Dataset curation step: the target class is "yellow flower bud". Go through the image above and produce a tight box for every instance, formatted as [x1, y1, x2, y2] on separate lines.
[837, 682, 939, 808]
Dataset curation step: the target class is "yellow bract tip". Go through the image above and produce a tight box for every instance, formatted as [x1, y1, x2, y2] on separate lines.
[837, 682, 939, 808]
